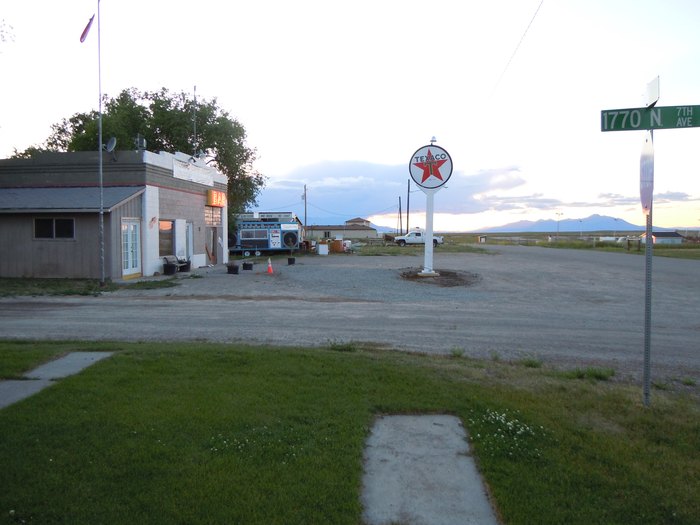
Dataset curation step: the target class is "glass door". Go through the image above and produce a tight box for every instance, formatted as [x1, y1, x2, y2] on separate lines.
[121, 219, 141, 277]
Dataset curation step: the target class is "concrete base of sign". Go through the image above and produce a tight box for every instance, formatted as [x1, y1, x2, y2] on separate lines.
[418, 270, 440, 277]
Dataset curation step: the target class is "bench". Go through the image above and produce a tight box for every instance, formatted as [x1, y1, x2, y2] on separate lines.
[162, 255, 191, 275]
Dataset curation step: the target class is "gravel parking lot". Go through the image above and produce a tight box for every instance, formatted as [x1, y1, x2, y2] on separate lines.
[1, 245, 698, 381]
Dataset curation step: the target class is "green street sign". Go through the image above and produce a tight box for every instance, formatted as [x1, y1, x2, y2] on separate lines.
[601, 105, 700, 132]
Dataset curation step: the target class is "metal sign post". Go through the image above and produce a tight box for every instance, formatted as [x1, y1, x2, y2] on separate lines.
[408, 141, 453, 276]
[601, 77, 699, 406]
[640, 131, 654, 407]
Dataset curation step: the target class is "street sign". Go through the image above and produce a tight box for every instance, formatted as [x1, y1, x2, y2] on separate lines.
[408, 142, 452, 276]
[640, 131, 654, 216]
[601, 105, 700, 131]
[646, 76, 660, 108]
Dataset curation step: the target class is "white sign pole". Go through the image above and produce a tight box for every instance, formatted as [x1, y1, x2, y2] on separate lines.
[408, 141, 453, 278]
[422, 190, 436, 275]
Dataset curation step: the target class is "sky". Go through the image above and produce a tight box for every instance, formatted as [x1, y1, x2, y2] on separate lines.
[1, 0, 699, 231]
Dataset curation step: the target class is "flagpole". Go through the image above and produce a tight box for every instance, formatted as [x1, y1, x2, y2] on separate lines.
[97, 0, 105, 286]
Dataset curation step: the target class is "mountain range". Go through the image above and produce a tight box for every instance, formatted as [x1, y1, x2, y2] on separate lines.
[478, 214, 649, 233]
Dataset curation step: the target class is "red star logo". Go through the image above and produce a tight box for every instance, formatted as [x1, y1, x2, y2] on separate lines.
[413, 149, 447, 183]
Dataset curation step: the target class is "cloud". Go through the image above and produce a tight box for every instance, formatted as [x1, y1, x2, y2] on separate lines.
[655, 191, 698, 203]
[255, 160, 699, 225]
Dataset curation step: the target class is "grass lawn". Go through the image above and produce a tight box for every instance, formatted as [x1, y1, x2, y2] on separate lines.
[0, 341, 698, 524]
[0, 277, 180, 297]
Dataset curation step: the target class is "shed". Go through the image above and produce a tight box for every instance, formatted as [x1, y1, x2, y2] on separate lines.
[0, 150, 228, 279]
[640, 231, 684, 245]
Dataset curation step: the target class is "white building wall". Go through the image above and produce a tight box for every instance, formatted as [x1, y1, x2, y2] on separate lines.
[142, 186, 161, 276]
[174, 219, 187, 259]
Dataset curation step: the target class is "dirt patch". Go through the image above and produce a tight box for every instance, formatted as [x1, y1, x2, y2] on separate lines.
[399, 268, 480, 288]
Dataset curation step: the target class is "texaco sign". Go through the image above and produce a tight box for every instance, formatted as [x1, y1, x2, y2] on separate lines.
[409, 145, 453, 190]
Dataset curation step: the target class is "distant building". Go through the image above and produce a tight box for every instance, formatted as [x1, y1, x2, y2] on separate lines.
[305, 217, 378, 240]
[0, 150, 228, 279]
[640, 231, 684, 245]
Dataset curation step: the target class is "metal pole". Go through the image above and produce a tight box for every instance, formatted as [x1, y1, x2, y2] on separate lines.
[406, 179, 410, 233]
[97, 0, 105, 286]
[192, 85, 197, 156]
[398, 196, 402, 234]
[421, 191, 435, 274]
[643, 208, 652, 406]
[642, 130, 654, 407]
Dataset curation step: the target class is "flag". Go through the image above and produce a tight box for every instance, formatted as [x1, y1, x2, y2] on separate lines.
[80, 14, 95, 43]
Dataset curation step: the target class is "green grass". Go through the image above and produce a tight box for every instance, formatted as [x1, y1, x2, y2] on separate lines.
[558, 366, 616, 381]
[0, 277, 179, 297]
[0, 341, 698, 524]
[653, 245, 700, 260]
[0, 341, 73, 379]
[356, 238, 489, 256]
[458, 231, 700, 260]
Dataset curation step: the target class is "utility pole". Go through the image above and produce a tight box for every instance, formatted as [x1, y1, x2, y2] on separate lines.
[406, 179, 410, 233]
[398, 196, 402, 234]
[192, 85, 197, 156]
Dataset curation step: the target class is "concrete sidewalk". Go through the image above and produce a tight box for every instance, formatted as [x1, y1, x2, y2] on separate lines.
[0, 352, 113, 409]
[362, 414, 500, 525]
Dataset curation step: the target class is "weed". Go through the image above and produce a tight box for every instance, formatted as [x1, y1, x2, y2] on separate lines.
[519, 357, 543, 369]
[562, 367, 615, 381]
[450, 347, 466, 358]
[467, 407, 545, 461]
[326, 339, 358, 352]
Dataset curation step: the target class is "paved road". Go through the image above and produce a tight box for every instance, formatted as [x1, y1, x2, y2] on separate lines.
[1, 245, 698, 380]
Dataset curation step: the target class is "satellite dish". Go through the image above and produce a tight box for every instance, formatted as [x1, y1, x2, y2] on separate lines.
[105, 137, 117, 152]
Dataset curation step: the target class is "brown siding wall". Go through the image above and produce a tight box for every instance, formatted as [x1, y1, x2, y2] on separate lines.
[0, 213, 101, 278]
[108, 194, 143, 278]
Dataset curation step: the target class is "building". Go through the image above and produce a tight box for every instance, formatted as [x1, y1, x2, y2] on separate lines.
[305, 217, 378, 241]
[640, 231, 684, 245]
[0, 150, 228, 279]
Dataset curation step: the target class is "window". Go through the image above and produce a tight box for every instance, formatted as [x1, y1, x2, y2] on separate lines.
[159, 220, 174, 256]
[34, 218, 75, 239]
[241, 229, 269, 240]
[205, 206, 222, 226]
[323, 231, 331, 239]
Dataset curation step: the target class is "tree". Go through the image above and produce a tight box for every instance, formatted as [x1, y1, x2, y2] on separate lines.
[13, 88, 265, 218]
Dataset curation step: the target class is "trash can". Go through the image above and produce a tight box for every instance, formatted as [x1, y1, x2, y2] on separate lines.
[242, 262, 253, 271]
[163, 263, 178, 275]
[227, 264, 239, 274]
[288, 257, 295, 265]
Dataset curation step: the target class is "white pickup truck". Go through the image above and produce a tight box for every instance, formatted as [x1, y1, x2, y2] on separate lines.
[394, 230, 444, 247]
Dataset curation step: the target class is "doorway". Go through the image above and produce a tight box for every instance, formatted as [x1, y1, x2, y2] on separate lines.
[121, 219, 141, 277]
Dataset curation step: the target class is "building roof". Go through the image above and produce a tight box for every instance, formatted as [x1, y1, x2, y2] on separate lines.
[641, 231, 684, 238]
[0, 186, 145, 213]
[306, 224, 376, 231]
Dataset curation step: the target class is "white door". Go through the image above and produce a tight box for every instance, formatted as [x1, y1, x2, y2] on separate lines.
[121, 220, 141, 277]
[186, 222, 194, 260]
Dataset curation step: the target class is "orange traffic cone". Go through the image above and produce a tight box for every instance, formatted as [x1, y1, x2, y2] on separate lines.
[267, 258, 274, 274]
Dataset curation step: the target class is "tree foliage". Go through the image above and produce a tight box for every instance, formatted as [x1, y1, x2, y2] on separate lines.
[13, 88, 265, 217]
